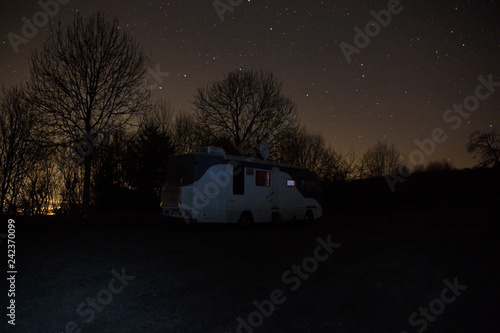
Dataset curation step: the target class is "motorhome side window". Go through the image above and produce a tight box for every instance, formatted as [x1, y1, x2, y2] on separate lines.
[298, 179, 319, 198]
[233, 166, 244, 195]
[255, 170, 270, 187]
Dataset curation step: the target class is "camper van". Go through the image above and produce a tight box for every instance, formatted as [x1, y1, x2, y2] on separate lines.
[161, 147, 322, 224]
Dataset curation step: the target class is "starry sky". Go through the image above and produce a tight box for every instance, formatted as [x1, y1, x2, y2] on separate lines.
[1, 0, 499, 168]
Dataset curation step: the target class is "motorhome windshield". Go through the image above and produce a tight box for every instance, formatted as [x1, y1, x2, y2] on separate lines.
[297, 179, 321, 200]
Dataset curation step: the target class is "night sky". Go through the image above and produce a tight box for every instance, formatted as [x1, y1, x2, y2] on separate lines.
[1, 0, 499, 168]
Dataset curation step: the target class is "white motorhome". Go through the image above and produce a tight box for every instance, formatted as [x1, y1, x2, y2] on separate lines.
[161, 147, 322, 224]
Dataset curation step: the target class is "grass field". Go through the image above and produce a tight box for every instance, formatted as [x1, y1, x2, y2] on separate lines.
[3, 168, 499, 332]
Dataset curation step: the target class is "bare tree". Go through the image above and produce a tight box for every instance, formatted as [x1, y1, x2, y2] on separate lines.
[172, 112, 201, 154]
[361, 141, 402, 178]
[275, 126, 358, 182]
[466, 128, 500, 168]
[29, 13, 150, 213]
[54, 147, 84, 214]
[0, 85, 41, 214]
[275, 126, 318, 166]
[20, 156, 58, 215]
[321, 149, 360, 182]
[193, 69, 297, 153]
[274, 125, 328, 166]
[141, 100, 174, 136]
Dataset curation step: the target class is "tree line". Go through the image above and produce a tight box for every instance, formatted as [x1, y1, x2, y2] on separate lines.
[1, 13, 498, 215]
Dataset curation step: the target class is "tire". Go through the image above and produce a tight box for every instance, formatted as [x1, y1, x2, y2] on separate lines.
[238, 211, 253, 226]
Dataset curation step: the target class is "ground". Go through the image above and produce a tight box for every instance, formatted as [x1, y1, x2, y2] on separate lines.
[3, 169, 499, 332]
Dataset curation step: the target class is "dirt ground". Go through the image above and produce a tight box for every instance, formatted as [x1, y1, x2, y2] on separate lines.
[3, 204, 498, 333]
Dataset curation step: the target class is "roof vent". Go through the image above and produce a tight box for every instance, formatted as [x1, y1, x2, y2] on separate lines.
[199, 146, 226, 156]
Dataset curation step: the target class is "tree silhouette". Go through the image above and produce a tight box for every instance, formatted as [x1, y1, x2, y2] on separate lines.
[275, 125, 327, 171]
[168, 110, 207, 154]
[125, 123, 174, 209]
[92, 128, 129, 210]
[193, 69, 297, 153]
[361, 141, 401, 178]
[0, 85, 42, 214]
[29, 13, 150, 213]
[466, 128, 500, 168]
[274, 126, 358, 181]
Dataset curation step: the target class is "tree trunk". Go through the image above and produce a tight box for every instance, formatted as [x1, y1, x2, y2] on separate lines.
[82, 154, 92, 216]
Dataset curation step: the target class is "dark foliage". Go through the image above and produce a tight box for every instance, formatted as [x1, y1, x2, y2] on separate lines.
[125, 124, 175, 210]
